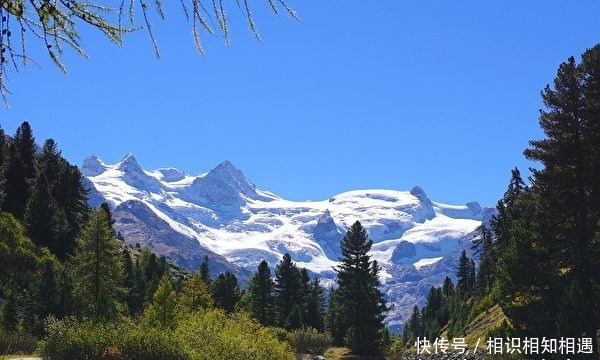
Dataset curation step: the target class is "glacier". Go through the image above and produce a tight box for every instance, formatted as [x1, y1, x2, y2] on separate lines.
[82, 153, 495, 329]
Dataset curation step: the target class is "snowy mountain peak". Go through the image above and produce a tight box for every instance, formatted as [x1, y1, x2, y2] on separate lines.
[466, 201, 482, 216]
[186, 160, 261, 206]
[83, 154, 493, 328]
[207, 160, 253, 186]
[117, 153, 143, 173]
[409, 185, 428, 199]
[155, 168, 186, 182]
[82, 154, 107, 177]
[318, 209, 333, 224]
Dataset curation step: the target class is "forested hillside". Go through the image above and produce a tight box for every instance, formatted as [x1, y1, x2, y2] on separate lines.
[389, 45, 600, 360]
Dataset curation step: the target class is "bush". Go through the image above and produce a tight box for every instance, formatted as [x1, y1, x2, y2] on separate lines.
[40, 317, 189, 360]
[0, 329, 38, 355]
[386, 337, 406, 360]
[287, 328, 331, 356]
[120, 325, 188, 360]
[177, 309, 295, 360]
[40, 311, 294, 360]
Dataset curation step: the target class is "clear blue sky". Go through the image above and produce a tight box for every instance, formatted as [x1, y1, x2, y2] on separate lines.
[2, 1, 599, 206]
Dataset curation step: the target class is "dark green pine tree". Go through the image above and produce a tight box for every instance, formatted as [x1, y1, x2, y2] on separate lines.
[472, 225, 495, 294]
[273, 253, 302, 328]
[2, 122, 37, 219]
[24, 174, 60, 252]
[199, 255, 211, 285]
[122, 249, 144, 316]
[304, 277, 325, 331]
[456, 250, 471, 294]
[520, 48, 600, 354]
[503, 167, 526, 209]
[468, 259, 476, 292]
[422, 287, 442, 340]
[8, 123, 36, 212]
[130, 257, 147, 315]
[248, 260, 274, 326]
[326, 287, 346, 346]
[407, 304, 421, 343]
[335, 221, 386, 356]
[491, 168, 526, 255]
[70, 208, 126, 322]
[100, 202, 117, 237]
[29, 258, 62, 335]
[144, 252, 167, 303]
[52, 162, 90, 253]
[212, 271, 240, 313]
[284, 303, 304, 330]
[442, 276, 454, 297]
[37, 139, 62, 188]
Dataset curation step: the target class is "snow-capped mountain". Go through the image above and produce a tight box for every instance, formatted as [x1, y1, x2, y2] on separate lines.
[82, 153, 495, 329]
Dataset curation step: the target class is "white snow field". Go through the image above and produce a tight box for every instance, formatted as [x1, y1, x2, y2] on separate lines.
[83, 153, 494, 329]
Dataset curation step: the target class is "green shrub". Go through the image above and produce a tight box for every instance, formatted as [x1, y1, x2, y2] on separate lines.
[287, 328, 331, 356]
[41, 312, 293, 360]
[467, 285, 500, 323]
[120, 324, 188, 360]
[40, 317, 189, 360]
[0, 329, 38, 355]
[40, 317, 121, 360]
[177, 309, 295, 360]
[386, 337, 406, 360]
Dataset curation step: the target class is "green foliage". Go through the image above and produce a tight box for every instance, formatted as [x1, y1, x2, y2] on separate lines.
[287, 327, 331, 356]
[145, 275, 178, 329]
[0, 329, 38, 355]
[457, 250, 474, 295]
[284, 303, 304, 331]
[41, 310, 295, 360]
[212, 271, 240, 313]
[1, 122, 36, 219]
[199, 255, 211, 285]
[71, 208, 126, 322]
[179, 271, 213, 314]
[517, 46, 600, 345]
[176, 309, 295, 360]
[326, 287, 346, 346]
[24, 173, 60, 252]
[485, 319, 513, 340]
[274, 253, 303, 328]
[467, 283, 500, 324]
[247, 260, 274, 326]
[334, 221, 386, 356]
[304, 277, 325, 331]
[0, 212, 39, 298]
[41, 317, 187, 360]
[122, 249, 143, 316]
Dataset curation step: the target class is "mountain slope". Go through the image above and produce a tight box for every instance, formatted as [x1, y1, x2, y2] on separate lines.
[82, 154, 493, 328]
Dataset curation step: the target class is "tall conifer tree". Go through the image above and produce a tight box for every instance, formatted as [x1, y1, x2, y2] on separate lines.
[212, 271, 240, 313]
[248, 260, 274, 326]
[146, 274, 177, 329]
[274, 253, 302, 328]
[2, 122, 37, 219]
[71, 208, 125, 321]
[335, 221, 386, 355]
